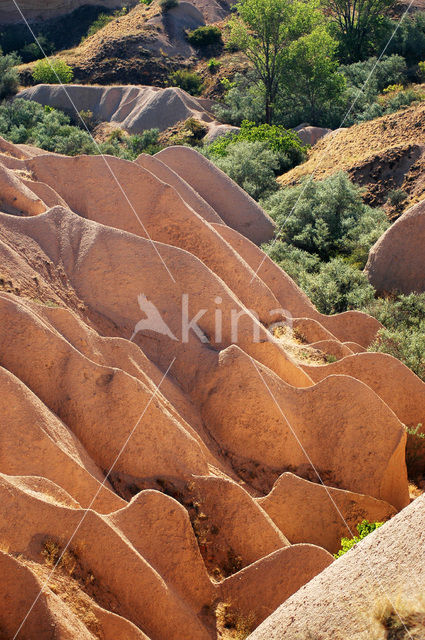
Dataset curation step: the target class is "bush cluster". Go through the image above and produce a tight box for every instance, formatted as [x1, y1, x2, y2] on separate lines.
[0, 50, 20, 99]
[364, 294, 425, 381]
[187, 26, 222, 48]
[0, 99, 160, 160]
[167, 69, 204, 96]
[32, 58, 74, 84]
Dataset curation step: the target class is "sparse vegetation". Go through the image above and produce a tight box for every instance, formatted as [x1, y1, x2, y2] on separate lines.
[32, 58, 74, 84]
[334, 520, 383, 558]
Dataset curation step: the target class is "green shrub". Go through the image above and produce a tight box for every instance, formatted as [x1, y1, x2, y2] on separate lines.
[262, 241, 321, 282]
[168, 69, 204, 96]
[207, 58, 221, 73]
[206, 121, 306, 173]
[126, 128, 160, 155]
[383, 11, 425, 66]
[262, 172, 389, 262]
[0, 99, 160, 160]
[365, 294, 425, 381]
[387, 188, 408, 211]
[334, 520, 383, 559]
[0, 50, 20, 99]
[212, 140, 279, 200]
[32, 58, 74, 84]
[302, 258, 375, 314]
[159, 0, 179, 11]
[187, 25, 222, 47]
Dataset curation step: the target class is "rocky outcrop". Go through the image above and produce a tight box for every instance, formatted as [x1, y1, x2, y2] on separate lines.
[0, 135, 421, 639]
[365, 198, 425, 294]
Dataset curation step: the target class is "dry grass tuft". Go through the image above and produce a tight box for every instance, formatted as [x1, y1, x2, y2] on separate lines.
[375, 595, 425, 639]
[216, 602, 256, 639]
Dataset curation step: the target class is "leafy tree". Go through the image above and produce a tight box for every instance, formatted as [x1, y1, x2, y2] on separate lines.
[325, 0, 397, 62]
[229, 0, 320, 123]
[0, 49, 20, 99]
[280, 26, 346, 124]
[32, 58, 74, 84]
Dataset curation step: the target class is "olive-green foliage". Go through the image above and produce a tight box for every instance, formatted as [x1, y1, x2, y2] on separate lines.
[382, 11, 425, 66]
[167, 69, 204, 96]
[278, 26, 346, 126]
[302, 258, 375, 314]
[213, 72, 264, 125]
[0, 99, 160, 159]
[364, 294, 425, 381]
[19, 35, 55, 63]
[212, 141, 280, 200]
[334, 520, 383, 558]
[264, 242, 375, 313]
[0, 50, 20, 99]
[261, 173, 385, 313]
[205, 121, 306, 171]
[187, 25, 222, 47]
[262, 172, 388, 262]
[32, 58, 74, 84]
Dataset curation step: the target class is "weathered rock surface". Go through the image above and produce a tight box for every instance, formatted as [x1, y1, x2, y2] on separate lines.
[16, 84, 216, 134]
[365, 198, 425, 294]
[0, 134, 421, 639]
[248, 494, 425, 640]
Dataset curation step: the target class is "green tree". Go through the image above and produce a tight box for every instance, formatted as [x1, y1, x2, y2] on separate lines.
[229, 0, 320, 123]
[325, 0, 397, 62]
[281, 27, 346, 124]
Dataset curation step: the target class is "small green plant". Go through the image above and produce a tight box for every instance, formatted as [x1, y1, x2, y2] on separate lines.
[207, 58, 221, 73]
[168, 69, 204, 96]
[382, 83, 404, 93]
[139, 0, 153, 5]
[78, 109, 96, 131]
[159, 0, 179, 11]
[187, 25, 222, 47]
[334, 520, 383, 558]
[387, 188, 408, 211]
[419, 60, 425, 79]
[32, 58, 74, 84]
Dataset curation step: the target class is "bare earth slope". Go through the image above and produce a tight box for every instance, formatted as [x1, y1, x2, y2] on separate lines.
[16, 84, 218, 133]
[279, 101, 425, 212]
[0, 137, 423, 639]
